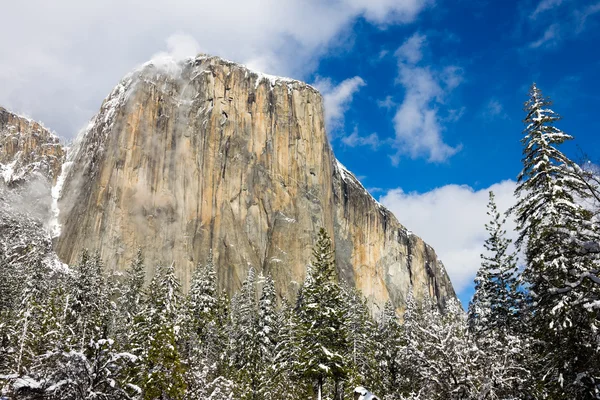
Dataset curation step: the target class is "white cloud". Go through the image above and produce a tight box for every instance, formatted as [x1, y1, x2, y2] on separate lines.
[576, 2, 600, 32]
[313, 76, 366, 134]
[391, 33, 463, 164]
[344, 0, 433, 24]
[445, 107, 466, 123]
[379, 180, 518, 296]
[0, 0, 430, 139]
[145, 33, 203, 76]
[341, 129, 381, 149]
[529, 23, 561, 48]
[151, 33, 202, 63]
[483, 98, 507, 120]
[530, 0, 564, 19]
[395, 33, 427, 64]
[377, 95, 397, 110]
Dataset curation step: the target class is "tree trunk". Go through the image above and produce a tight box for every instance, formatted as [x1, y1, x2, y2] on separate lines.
[318, 376, 322, 400]
[334, 379, 344, 400]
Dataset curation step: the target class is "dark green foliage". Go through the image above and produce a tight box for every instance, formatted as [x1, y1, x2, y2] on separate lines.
[296, 228, 348, 399]
[136, 263, 187, 400]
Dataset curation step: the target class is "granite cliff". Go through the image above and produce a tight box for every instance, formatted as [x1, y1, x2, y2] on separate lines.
[52, 55, 455, 310]
[0, 107, 64, 186]
[0, 108, 66, 273]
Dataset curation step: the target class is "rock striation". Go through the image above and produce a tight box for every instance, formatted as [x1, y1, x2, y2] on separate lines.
[54, 55, 455, 311]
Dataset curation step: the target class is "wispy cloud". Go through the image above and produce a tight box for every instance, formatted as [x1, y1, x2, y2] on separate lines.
[529, 23, 561, 48]
[313, 76, 366, 135]
[445, 107, 466, 122]
[391, 33, 463, 164]
[341, 128, 381, 150]
[377, 95, 396, 110]
[530, 0, 564, 19]
[575, 2, 600, 32]
[482, 98, 507, 120]
[395, 33, 427, 64]
[525, 1, 600, 51]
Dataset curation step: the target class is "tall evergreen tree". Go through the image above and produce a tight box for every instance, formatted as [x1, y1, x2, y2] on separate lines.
[188, 250, 218, 339]
[270, 299, 306, 400]
[512, 83, 600, 396]
[122, 249, 146, 322]
[376, 300, 402, 397]
[468, 191, 520, 337]
[342, 286, 378, 399]
[297, 228, 348, 400]
[406, 297, 481, 400]
[11, 258, 50, 375]
[136, 263, 187, 400]
[67, 251, 111, 349]
[185, 250, 231, 398]
[228, 267, 263, 399]
[257, 274, 277, 361]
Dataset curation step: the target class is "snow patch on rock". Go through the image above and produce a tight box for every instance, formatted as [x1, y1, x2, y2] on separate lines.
[334, 158, 386, 212]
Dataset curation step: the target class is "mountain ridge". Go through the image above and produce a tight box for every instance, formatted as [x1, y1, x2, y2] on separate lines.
[2, 54, 456, 312]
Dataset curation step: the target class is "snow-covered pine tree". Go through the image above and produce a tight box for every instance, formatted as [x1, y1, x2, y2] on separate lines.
[0, 254, 20, 322]
[67, 250, 110, 349]
[468, 191, 520, 337]
[11, 251, 134, 399]
[113, 248, 147, 361]
[188, 250, 218, 339]
[406, 297, 480, 400]
[0, 254, 17, 373]
[270, 298, 306, 400]
[185, 251, 232, 399]
[512, 83, 600, 396]
[342, 286, 378, 399]
[121, 248, 146, 323]
[467, 192, 534, 398]
[375, 299, 406, 399]
[297, 228, 348, 400]
[579, 159, 600, 215]
[136, 263, 187, 400]
[0, 257, 55, 395]
[184, 361, 235, 400]
[8, 284, 69, 398]
[257, 274, 278, 395]
[227, 267, 263, 400]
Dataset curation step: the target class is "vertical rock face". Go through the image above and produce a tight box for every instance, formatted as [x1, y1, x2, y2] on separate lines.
[0, 107, 65, 185]
[55, 55, 455, 310]
[332, 162, 454, 310]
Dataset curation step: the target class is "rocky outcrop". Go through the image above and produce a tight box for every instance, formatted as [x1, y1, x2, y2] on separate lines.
[0, 107, 67, 273]
[0, 107, 65, 185]
[54, 55, 455, 311]
[332, 161, 454, 310]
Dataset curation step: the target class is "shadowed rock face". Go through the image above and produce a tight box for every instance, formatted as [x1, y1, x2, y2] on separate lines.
[0, 107, 64, 185]
[55, 55, 455, 311]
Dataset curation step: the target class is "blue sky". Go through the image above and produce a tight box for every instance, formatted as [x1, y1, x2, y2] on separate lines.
[313, 0, 600, 305]
[1, 0, 599, 306]
[322, 0, 600, 194]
